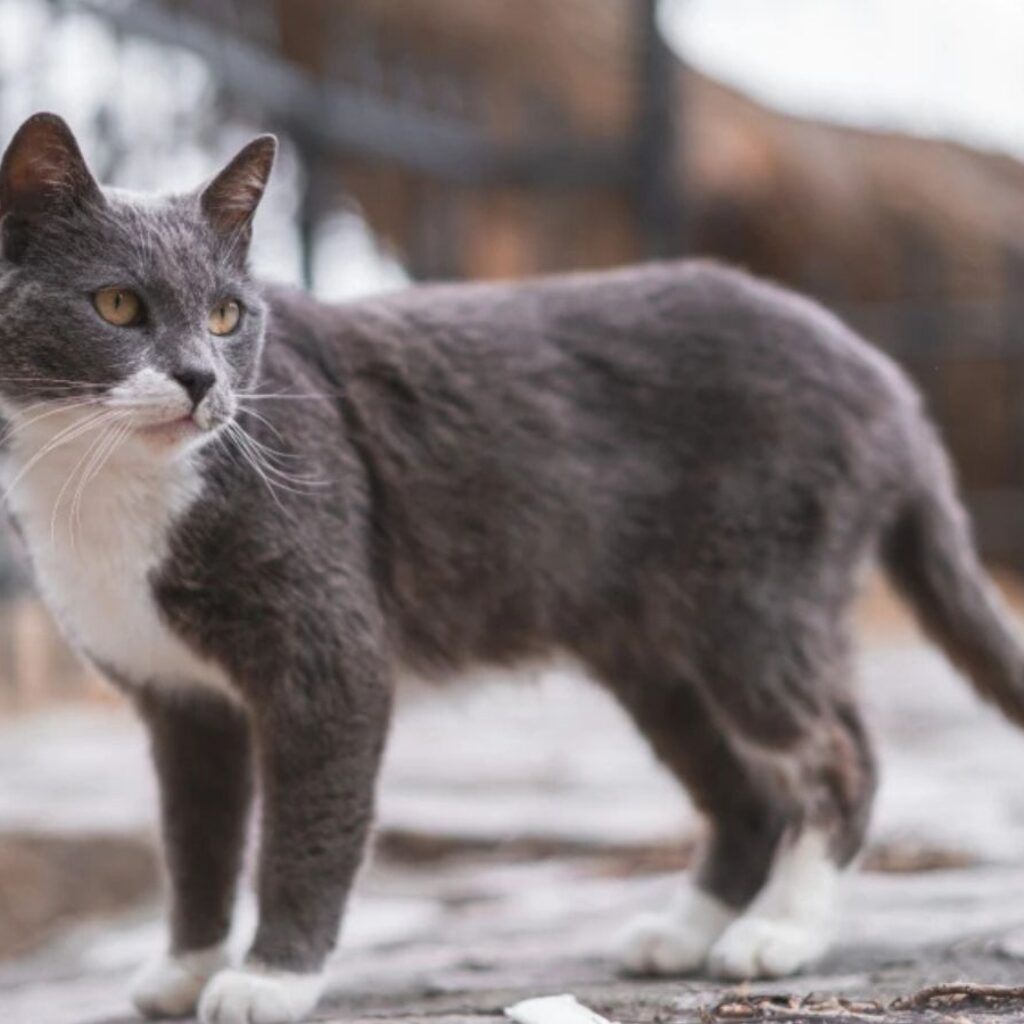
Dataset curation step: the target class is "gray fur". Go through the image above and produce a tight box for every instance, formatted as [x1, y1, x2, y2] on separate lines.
[3, 114, 1024, 989]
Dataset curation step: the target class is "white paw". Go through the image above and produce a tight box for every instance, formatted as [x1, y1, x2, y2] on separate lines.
[198, 965, 324, 1024]
[619, 913, 716, 975]
[132, 946, 229, 1018]
[708, 916, 830, 979]
[618, 889, 735, 975]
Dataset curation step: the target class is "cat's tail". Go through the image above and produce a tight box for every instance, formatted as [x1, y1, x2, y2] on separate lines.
[883, 418, 1024, 727]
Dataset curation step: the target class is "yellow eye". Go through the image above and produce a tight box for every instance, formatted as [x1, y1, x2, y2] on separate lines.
[93, 287, 142, 327]
[209, 300, 241, 336]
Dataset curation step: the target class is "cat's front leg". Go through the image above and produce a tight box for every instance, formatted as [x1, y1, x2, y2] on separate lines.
[199, 654, 391, 1024]
[131, 688, 253, 1019]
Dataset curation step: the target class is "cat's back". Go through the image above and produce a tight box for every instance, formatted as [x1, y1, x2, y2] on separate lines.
[278, 261, 902, 387]
[269, 260, 916, 442]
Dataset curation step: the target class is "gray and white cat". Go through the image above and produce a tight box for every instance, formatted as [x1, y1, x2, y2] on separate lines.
[3, 112, 1024, 1024]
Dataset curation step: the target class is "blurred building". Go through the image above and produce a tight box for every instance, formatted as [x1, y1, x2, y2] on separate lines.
[78, 0, 1024, 560]
[2, 0, 1024, 704]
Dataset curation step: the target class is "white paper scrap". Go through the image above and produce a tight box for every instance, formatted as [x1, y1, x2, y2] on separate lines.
[504, 993, 619, 1024]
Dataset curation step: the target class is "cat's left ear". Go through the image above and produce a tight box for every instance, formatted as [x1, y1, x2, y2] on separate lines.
[0, 113, 104, 259]
[199, 135, 277, 251]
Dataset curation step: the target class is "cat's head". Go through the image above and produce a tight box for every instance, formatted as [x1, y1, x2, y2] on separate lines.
[0, 112, 275, 460]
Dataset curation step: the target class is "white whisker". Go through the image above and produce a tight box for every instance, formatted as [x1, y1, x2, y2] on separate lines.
[48, 413, 125, 548]
[2, 409, 116, 504]
[70, 418, 134, 549]
[223, 421, 287, 510]
[236, 406, 288, 445]
[235, 427, 325, 478]
[0, 396, 106, 448]
[0, 376, 106, 387]
[237, 393, 334, 401]
[229, 420, 328, 487]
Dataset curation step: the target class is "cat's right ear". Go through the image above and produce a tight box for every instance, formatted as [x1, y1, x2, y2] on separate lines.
[0, 113, 104, 260]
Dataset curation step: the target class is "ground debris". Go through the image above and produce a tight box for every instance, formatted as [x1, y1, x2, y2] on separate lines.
[891, 981, 1024, 1010]
[702, 983, 1024, 1023]
[505, 993, 618, 1024]
[703, 993, 885, 1022]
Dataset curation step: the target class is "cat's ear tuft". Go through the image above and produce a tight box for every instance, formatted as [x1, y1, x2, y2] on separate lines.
[0, 112, 102, 219]
[200, 135, 277, 244]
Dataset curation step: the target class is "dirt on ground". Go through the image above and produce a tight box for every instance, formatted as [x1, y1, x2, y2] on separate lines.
[4, 576, 1024, 1023]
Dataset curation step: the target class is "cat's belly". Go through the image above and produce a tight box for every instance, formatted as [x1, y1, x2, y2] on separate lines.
[3, 452, 235, 698]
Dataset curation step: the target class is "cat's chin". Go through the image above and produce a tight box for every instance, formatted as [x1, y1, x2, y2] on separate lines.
[131, 417, 224, 459]
[120, 429, 218, 468]
[135, 415, 202, 446]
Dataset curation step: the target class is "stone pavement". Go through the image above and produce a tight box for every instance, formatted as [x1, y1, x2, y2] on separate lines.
[5, 581, 1024, 1022]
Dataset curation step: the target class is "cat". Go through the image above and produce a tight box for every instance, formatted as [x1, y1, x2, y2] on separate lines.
[2, 112, 1024, 1024]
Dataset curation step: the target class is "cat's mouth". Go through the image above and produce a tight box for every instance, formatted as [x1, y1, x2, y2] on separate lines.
[134, 414, 201, 444]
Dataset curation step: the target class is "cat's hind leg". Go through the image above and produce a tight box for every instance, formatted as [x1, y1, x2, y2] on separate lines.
[599, 596, 875, 980]
[600, 676, 795, 976]
[707, 698, 876, 979]
[663, 584, 879, 979]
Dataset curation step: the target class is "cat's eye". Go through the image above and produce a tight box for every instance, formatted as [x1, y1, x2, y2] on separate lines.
[93, 287, 142, 327]
[209, 300, 241, 337]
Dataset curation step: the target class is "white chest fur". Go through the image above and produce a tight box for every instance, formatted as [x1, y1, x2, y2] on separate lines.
[2, 433, 234, 697]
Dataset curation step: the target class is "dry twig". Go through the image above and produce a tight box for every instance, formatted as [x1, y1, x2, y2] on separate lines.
[705, 981, 1024, 1023]
[705, 994, 884, 1022]
[891, 981, 1024, 1010]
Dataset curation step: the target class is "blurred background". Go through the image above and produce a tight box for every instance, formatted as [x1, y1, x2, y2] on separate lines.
[4, 3, 1024, 1021]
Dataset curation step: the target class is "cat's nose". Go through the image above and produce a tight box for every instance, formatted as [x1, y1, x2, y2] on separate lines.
[173, 367, 216, 408]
